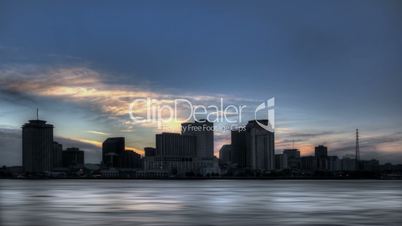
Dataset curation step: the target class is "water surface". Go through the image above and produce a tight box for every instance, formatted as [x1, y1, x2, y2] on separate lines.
[1, 180, 401, 225]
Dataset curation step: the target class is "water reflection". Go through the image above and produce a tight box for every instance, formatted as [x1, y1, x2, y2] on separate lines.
[1, 180, 401, 225]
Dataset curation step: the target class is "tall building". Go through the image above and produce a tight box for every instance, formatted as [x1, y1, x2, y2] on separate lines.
[120, 150, 142, 169]
[53, 142, 63, 168]
[231, 129, 247, 168]
[245, 120, 275, 170]
[62, 147, 84, 168]
[301, 156, 317, 171]
[102, 137, 125, 168]
[315, 145, 328, 170]
[22, 119, 54, 173]
[181, 120, 214, 159]
[283, 149, 301, 169]
[144, 147, 156, 157]
[219, 144, 232, 164]
[275, 154, 288, 170]
[154, 132, 197, 175]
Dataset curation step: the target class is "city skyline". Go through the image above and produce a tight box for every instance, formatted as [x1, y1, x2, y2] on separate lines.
[1, 0, 402, 166]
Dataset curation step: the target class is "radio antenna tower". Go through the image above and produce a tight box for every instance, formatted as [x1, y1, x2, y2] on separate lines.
[355, 129, 360, 166]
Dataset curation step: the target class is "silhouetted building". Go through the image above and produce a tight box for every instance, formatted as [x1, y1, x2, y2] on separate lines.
[62, 147, 84, 168]
[181, 120, 214, 159]
[144, 147, 156, 157]
[154, 132, 196, 175]
[245, 120, 275, 170]
[102, 137, 125, 168]
[328, 156, 341, 171]
[231, 129, 247, 168]
[219, 144, 232, 164]
[301, 156, 316, 171]
[360, 159, 380, 171]
[53, 142, 63, 168]
[22, 119, 54, 173]
[275, 154, 288, 170]
[341, 155, 356, 171]
[315, 145, 328, 170]
[120, 150, 142, 169]
[283, 149, 301, 169]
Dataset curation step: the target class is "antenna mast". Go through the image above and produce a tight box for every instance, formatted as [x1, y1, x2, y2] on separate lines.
[36, 108, 39, 120]
[355, 129, 360, 168]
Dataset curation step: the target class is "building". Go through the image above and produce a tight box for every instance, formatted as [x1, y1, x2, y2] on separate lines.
[154, 132, 197, 175]
[181, 120, 214, 159]
[62, 147, 84, 168]
[144, 147, 156, 157]
[53, 142, 63, 168]
[22, 119, 54, 173]
[328, 156, 341, 172]
[231, 129, 247, 168]
[283, 149, 301, 169]
[301, 156, 316, 171]
[219, 144, 232, 164]
[102, 137, 125, 168]
[360, 159, 380, 171]
[341, 155, 356, 171]
[120, 150, 142, 169]
[315, 145, 328, 170]
[275, 154, 288, 170]
[245, 120, 275, 170]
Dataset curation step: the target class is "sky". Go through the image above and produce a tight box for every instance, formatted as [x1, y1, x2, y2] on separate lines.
[0, 0, 401, 165]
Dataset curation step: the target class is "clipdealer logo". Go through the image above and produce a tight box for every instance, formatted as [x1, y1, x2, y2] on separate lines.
[128, 97, 275, 131]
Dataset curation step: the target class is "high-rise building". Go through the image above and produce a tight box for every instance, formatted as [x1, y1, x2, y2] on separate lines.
[275, 154, 288, 170]
[154, 132, 197, 175]
[283, 149, 301, 169]
[219, 144, 232, 164]
[231, 129, 247, 168]
[62, 147, 84, 168]
[144, 147, 156, 157]
[102, 137, 125, 168]
[22, 119, 54, 173]
[301, 156, 317, 171]
[53, 142, 63, 168]
[181, 120, 214, 159]
[245, 120, 275, 170]
[120, 150, 142, 169]
[315, 145, 328, 170]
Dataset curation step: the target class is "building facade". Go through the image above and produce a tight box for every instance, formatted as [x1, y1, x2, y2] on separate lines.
[22, 119, 54, 173]
[102, 137, 125, 168]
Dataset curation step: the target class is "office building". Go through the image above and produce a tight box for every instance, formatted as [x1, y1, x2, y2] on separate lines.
[283, 149, 301, 169]
[245, 120, 275, 170]
[144, 147, 156, 157]
[219, 144, 232, 164]
[62, 147, 84, 168]
[120, 150, 142, 169]
[22, 119, 54, 173]
[315, 145, 328, 170]
[53, 142, 63, 168]
[231, 129, 247, 168]
[275, 154, 288, 170]
[181, 120, 214, 159]
[102, 137, 125, 168]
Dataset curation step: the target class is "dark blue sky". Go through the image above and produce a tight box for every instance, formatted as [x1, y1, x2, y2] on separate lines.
[0, 0, 401, 164]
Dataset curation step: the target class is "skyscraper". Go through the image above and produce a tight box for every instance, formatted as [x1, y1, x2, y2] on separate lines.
[231, 129, 247, 168]
[219, 144, 232, 164]
[102, 137, 125, 168]
[53, 141, 63, 168]
[245, 120, 275, 170]
[283, 149, 301, 169]
[315, 145, 328, 170]
[22, 119, 54, 173]
[62, 147, 85, 168]
[181, 120, 214, 159]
